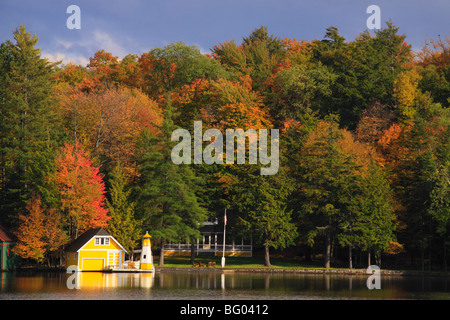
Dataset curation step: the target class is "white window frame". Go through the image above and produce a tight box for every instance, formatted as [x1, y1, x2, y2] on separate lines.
[95, 237, 110, 246]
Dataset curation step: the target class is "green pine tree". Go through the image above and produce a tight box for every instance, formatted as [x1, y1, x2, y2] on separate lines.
[314, 22, 411, 129]
[228, 127, 297, 267]
[106, 164, 141, 257]
[0, 25, 61, 227]
[135, 95, 208, 266]
[296, 117, 360, 268]
[338, 162, 396, 268]
[239, 172, 297, 267]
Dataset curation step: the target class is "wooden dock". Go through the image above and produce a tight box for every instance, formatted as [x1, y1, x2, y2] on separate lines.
[106, 268, 155, 273]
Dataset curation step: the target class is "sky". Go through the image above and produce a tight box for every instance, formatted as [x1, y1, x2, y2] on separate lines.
[0, 0, 448, 66]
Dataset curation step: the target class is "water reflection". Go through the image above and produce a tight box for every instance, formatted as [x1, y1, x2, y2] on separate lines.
[68, 272, 155, 290]
[1, 271, 450, 300]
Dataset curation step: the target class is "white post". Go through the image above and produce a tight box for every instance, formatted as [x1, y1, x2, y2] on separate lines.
[221, 208, 227, 268]
[215, 234, 217, 254]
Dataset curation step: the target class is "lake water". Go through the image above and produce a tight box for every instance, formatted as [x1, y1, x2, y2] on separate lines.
[1, 270, 450, 300]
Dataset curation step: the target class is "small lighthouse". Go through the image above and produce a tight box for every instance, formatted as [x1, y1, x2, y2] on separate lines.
[140, 231, 154, 270]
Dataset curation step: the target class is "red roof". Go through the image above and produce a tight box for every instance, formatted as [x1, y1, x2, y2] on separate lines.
[0, 225, 15, 242]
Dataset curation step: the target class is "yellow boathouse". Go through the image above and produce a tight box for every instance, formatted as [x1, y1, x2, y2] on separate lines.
[65, 228, 127, 271]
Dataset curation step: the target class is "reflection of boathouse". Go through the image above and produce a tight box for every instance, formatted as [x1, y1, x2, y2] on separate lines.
[163, 219, 252, 257]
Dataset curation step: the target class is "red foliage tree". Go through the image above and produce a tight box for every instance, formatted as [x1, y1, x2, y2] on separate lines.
[56, 143, 110, 239]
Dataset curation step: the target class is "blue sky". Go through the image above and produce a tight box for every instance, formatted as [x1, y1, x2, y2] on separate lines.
[0, 0, 448, 65]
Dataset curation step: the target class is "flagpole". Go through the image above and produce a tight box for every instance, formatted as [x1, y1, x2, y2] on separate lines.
[221, 208, 227, 268]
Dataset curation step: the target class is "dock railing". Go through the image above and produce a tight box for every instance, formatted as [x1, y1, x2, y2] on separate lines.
[124, 261, 141, 269]
[163, 243, 252, 256]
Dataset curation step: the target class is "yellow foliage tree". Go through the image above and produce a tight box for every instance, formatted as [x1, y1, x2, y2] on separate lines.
[393, 68, 421, 121]
[54, 84, 162, 177]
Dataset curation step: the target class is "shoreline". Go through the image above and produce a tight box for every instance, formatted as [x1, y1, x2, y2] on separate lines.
[5, 266, 450, 278]
[155, 266, 450, 277]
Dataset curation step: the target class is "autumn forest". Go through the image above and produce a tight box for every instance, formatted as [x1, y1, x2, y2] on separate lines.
[0, 23, 449, 270]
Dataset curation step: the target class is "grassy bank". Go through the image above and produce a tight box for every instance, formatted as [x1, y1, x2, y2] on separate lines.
[154, 256, 450, 277]
[156, 256, 333, 270]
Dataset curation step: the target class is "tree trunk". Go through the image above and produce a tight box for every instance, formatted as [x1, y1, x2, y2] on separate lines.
[325, 232, 331, 268]
[305, 246, 312, 262]
[264, 246, 271, 267]
[444, 241, 447, 273]
[348, 246, 353, 270]
[428, 235, 432, 272]
[429, 221, 432, 272]
[421, 247, 424, 272]
[159, 239, 165, 267]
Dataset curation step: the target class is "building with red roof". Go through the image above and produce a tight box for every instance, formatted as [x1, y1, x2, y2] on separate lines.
[0, 225, 19, 270]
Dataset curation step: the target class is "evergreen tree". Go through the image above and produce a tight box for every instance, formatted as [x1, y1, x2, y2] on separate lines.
[135, 96, 208, 266]
[213, 26, 284, 91]
[296, 118, 360, 268]
[242, 26, 284, 57]
[238, 169, 297, 267]
[338, 162, 396, 268]
[106, 164, 141, 257]
[314, 22, 411, 129]
[396, 104, 450, 270]
[0, 25, 61, 227]
[271, 63, 336, 123]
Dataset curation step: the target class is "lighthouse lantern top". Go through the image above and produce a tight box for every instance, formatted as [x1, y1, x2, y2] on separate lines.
[142, 231, 152, 247]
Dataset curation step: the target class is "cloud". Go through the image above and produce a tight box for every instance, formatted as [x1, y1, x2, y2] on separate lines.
[43, 29, 129, 65]
[91, 29, 127, 58]
[54, 39, 74, 50]
[193, 44, 211, 55]
[42, 51, 90, 66]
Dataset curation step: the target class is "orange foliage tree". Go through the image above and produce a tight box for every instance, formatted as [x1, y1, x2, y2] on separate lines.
[172, 76, 272, 131]
[13, 195, 68, 266]
[54, 85, 162, 177]
[87, 49, 120, 89]
[417, 37, 450, 71]
[13, 195, 47, 264]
